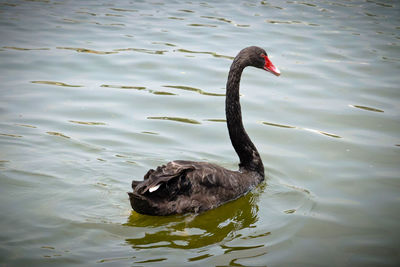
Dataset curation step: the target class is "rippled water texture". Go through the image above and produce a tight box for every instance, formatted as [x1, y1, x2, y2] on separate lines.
[0, 0, 399, 266]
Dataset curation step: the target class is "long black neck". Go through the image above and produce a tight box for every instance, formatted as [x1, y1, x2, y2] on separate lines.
[225, 57, 264, 178]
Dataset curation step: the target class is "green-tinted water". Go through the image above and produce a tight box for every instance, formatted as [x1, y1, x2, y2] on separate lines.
[0, 0, 399, 266]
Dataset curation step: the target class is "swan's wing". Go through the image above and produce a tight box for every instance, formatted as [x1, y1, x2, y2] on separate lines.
[133, 160, 236, 195]
[164, 161, 236, 189]
[129, 160, 258, 215]
[134, 160, 196, 195]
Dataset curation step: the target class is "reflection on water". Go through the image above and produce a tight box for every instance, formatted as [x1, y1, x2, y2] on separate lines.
[123, 181, 313, 265]
[125, 186, 261, 250]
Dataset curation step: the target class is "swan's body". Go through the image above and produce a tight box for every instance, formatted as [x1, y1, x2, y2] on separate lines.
[129, 46, 280, 215]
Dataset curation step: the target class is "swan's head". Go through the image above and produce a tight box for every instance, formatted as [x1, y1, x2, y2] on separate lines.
[239, 46, 280, 76]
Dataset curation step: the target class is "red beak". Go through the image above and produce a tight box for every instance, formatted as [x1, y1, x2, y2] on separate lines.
[262, 55, 280, 76]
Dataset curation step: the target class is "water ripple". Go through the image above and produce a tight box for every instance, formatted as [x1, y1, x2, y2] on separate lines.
[109, 8, 138, 12]
[176, 48, 234, 60]
[187, 23, 217, 28]
[221, 244, 264, 254]
[201, 16, 250, 27]
[141, 131, 159, 135]
[163, 85, 225, 96]
[241, 231, 271, 239]
[349, 104, 384, 113]
[188, 253, 213, 262]
[46, 131, 70, 139]
[0, 133, 22, 138]
[147, 116, 201, 125]
[261, 121, 342, 139]
[304, 128, 342, 139]
[31, 81, 83, 87]
[266, 20, 320, 26]
[201, 15, 232, 24]
[69, 120, 106, 126]
[101, 84, 175, 96]
[168, 16, 185, 20]
[204, 119, 226, 123]
[114, 47, 166, 55]
[152, 42, 177, 47]
[261, 122, 295, 129]
[75, 11, 97, 16]
[135, 258, 167, 264]
[105, 13, 124, 17]
[56, 47, 117, 54]
[0, 3, 17, 7]
[97, 256, 134, 264]
[179, 9, 194, 13]
[2, 46, 50, 51]
[62, 19, 125, 27]
[15, 124, 37, 129]
[101, 84, 146, 90]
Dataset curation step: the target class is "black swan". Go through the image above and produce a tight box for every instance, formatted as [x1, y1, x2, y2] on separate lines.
[128, 46, 280, 215]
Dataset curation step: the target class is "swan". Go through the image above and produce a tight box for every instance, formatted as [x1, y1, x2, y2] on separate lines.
[128, 46, 280, 215]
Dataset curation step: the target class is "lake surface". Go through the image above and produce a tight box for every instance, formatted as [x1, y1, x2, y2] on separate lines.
[0, 0, 399, 266]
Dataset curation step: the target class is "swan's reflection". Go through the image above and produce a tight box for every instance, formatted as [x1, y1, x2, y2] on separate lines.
[124, 184, 264, 249]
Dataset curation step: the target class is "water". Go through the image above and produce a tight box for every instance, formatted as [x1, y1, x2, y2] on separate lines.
[0, 0, 399, 266]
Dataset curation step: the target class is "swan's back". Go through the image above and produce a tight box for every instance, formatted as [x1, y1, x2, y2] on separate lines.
[128, 161, 263, 215]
